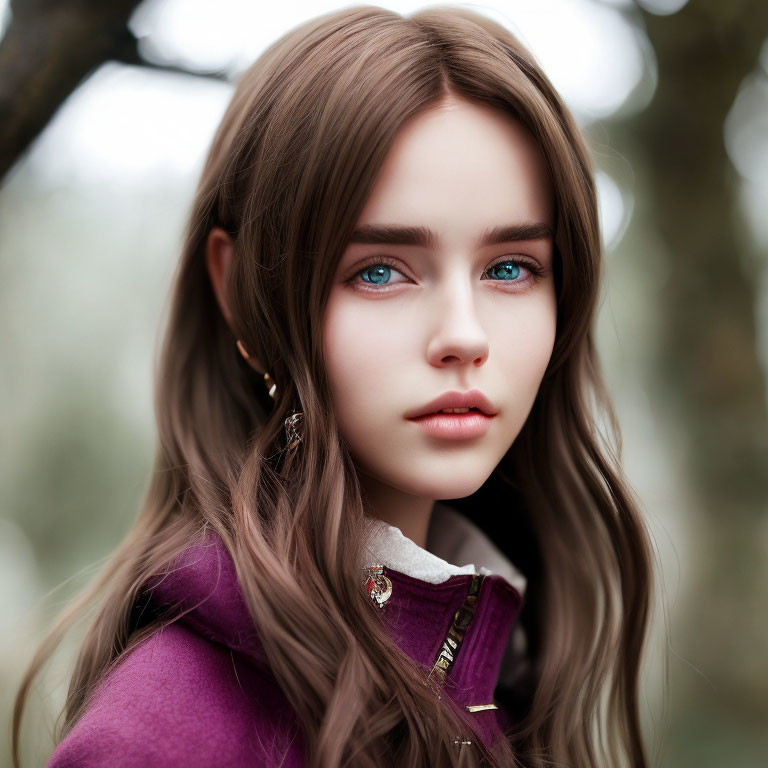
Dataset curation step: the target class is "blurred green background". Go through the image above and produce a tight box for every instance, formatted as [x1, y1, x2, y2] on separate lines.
[1, 0, 767, 765]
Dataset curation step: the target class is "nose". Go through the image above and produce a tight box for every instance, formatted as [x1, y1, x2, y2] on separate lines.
[426, 279, 489, 368]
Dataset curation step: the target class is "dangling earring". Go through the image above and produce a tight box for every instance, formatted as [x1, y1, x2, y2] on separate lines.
[236, 338, 277, 400]
[236, 339, 303, 455]
[284, 410, 303, 451]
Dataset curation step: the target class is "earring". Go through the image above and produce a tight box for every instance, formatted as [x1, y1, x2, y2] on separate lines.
[236, 339, 277, 400]
[284, 410, 304, 451]
[263, 371, 277, 400]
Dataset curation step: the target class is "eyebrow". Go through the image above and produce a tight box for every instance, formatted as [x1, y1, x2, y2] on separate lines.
[347, 222, 554, 248]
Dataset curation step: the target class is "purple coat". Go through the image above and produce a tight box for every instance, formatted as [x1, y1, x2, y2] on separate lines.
[46, 505, 525, 766]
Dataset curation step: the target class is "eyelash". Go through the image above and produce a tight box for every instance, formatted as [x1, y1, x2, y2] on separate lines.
[345, 255, 545, 292]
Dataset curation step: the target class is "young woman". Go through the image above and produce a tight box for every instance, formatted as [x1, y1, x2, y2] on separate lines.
[13, 5, 655, 767]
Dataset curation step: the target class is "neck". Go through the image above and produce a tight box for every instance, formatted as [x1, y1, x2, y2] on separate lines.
[357, 470, 435, 549]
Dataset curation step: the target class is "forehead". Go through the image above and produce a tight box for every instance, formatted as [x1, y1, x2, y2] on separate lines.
[353, 98, 554, 245]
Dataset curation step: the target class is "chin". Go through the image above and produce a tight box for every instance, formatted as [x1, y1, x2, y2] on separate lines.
[396, 471, 492, 501]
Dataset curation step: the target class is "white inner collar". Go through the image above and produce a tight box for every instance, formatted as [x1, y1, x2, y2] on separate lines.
[363, 502, 527, 596]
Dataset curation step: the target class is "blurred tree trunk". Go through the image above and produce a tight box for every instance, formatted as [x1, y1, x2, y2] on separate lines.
[0, 0, 142, 180]
[0, 0, 227, 181]
[609, 0, 768, 763]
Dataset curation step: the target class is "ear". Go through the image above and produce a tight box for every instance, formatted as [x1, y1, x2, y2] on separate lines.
[205, 227, 236, 330]
[205, 228, 264, 372]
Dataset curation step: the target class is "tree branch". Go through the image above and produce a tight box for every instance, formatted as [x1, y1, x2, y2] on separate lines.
[0, 0, 231, 183]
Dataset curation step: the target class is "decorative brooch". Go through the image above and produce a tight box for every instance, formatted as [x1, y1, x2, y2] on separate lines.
[362, 564, 392, 608]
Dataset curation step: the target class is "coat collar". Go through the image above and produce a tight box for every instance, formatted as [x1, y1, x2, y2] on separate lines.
[145, 505, 526, 745]
[362, 503, 526, 711]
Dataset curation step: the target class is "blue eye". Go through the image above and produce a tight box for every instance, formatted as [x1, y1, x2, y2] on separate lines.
[348, 256, 542, 292]
[486, 262, 521, 281]
[361, 265, 393, 285]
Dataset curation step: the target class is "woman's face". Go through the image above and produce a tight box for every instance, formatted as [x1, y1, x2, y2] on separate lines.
[322, 95, 557, 506]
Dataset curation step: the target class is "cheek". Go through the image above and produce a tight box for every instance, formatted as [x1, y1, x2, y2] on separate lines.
[490, 289, 557, 401]
[321, 292, 405, 423]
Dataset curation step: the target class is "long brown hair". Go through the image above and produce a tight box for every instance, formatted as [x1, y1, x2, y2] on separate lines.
[13, 5, 655, 767]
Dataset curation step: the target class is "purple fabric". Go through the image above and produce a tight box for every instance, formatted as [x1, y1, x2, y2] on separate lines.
[47, 533, 523, 766]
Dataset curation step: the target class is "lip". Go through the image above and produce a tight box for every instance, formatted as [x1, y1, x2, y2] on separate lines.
[407, 410, 494, 440]
[404, 389, 497, 419]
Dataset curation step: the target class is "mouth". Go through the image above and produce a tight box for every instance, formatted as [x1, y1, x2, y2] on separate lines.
[409, 406, 484, 418]
[406, 408, 495, 440]
[404, 390, 498, 420]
